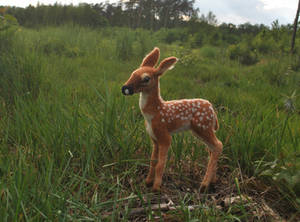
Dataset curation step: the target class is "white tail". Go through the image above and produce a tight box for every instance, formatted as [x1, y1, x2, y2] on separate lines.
[122, 47, 223, 192]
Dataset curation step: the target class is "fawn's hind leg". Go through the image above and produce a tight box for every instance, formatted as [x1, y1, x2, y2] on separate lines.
[191, 126, 223, 191]
[206, 148, 218, 183]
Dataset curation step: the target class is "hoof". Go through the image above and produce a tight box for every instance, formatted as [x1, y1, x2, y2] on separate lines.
[200, 183, 216, 193]
[152, 186, 161, 193]
[145, 179, 153, 187]
[200, 184, 209, 193]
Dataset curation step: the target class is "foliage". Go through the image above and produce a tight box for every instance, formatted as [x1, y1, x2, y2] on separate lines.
[0, 14, 19, 53]
[228, 42, 258, 65]
[116, 30, 134, 60]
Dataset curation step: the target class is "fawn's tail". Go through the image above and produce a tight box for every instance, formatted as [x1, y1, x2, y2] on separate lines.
[213, 111, 219, 131]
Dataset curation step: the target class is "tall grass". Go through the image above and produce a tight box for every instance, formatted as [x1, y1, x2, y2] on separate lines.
[0, 25, 299, 220]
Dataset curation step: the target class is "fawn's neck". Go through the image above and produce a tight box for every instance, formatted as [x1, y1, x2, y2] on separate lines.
[139, 82, 163, 114]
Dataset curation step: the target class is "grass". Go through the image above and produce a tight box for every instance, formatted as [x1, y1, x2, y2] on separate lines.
[0, 25, 299, 221]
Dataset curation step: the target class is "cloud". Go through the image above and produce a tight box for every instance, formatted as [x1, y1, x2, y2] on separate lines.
[195, 0, 298, 25]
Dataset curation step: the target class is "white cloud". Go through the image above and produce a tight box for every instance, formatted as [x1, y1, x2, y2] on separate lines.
[260, 0, 298, 10]
[219, 14, 250, 25]
[194, 0, 297, 25]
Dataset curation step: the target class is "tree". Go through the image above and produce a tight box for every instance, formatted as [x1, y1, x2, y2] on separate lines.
[291, 0, 300, 53]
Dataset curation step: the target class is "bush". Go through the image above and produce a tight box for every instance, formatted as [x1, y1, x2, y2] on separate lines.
[0, 14, 19, 53]
[252, 31, 277, 54]
[228, 42, 258, 65]
[41, 39, 67, 55]
[189, 32, 204, 48]
[155, 28, 189, 44]
[41, 39, 84, 57]
[200, 45, 219, 59]
[135, 29, 154, 57]
[116, 30, 134, 60]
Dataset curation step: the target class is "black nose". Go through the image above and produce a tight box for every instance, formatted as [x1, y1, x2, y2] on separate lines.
[122, 85, 134, 95]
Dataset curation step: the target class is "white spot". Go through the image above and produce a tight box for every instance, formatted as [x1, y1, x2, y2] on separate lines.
[162, 118, 165, 122]
[196, 112, 200, 116]
[200, 116, 203, 121]
[125, 89, 129, 95]
[198, 123, 201, 127]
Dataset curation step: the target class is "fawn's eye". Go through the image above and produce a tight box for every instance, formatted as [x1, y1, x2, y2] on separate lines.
[142, 76, 151, 83]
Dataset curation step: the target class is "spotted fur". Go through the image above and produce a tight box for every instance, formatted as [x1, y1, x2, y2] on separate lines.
[122, 47, 223, 192]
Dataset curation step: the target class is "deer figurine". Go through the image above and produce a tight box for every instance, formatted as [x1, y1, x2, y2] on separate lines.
[121, 47, 223, 192]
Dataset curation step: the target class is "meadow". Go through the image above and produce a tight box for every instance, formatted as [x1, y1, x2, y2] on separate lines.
[0, 24, 300, 221]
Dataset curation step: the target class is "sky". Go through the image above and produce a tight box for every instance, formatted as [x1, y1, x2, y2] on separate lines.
[0, 0, 298, 26]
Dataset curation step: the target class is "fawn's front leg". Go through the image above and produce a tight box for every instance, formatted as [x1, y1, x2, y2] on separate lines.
[152, 134, 171, 192]
[145, 139, 158, 187]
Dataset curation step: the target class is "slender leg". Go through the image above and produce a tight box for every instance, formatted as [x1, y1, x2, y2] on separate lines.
[152, 135, 171, 192]
[191, 126, 223, 192]
[200, 133, 222, 192]
[206, 149, 217, 183]
[145, 140, 158, 187]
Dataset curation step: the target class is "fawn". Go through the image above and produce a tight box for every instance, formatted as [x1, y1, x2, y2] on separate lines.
[122, 47, 223, 192]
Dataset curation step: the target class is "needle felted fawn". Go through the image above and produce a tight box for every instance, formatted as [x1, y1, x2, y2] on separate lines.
[121, 47, 223, 192]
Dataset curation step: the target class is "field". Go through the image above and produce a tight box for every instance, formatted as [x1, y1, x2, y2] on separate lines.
[0, 25, 300, 221]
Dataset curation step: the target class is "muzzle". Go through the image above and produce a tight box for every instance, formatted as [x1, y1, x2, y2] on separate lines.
[121, 85, 134, 95]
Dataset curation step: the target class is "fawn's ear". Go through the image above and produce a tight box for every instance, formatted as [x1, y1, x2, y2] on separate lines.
[156, 57, 178, 76]
[140, 47, 160, 67]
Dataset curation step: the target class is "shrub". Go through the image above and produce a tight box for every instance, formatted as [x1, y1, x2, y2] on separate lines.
[252, 31, 277, 54]
[0, 14, 18, 53]
[155, 28, 189, 44]
[41, 39, 67, 55]
[40, 39, 84, 57]
[135, 29, 153, 57]
[116, 30, 134, 60]
[189, 32, 204, 48]
[228, 42, 258, 65]
[200, 45, 219, 59]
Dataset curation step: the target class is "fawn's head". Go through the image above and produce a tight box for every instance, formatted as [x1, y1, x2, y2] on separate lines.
[122, 47, 178, 95]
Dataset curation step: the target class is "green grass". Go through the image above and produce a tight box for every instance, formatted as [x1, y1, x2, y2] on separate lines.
[0, 25, 299, 221]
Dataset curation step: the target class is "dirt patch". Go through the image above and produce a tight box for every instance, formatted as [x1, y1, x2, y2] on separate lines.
[103, 157, 299, 221]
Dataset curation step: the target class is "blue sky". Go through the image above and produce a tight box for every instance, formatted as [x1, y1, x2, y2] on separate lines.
[0, 0, 298, 25]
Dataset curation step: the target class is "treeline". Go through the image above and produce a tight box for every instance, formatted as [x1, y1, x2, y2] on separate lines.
[2, 0, 275, 34]
[3, 0, 197, 29]
[1, 0, 298, 64]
